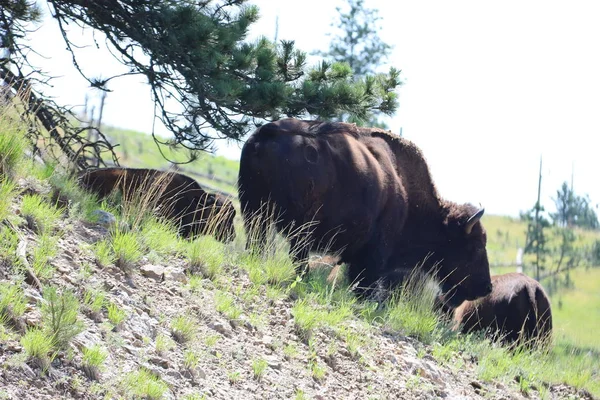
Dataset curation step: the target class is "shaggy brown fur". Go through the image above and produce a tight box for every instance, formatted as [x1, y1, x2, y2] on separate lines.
[449, 273, 553, 346]
[79, 168, 235, 242]
[238, 118, 491, 303]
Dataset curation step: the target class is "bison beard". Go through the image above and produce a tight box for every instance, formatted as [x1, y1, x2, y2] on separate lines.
[78, 168, 236, 242]
[238, 119, 492, 303]
[444, 273, 553, 347]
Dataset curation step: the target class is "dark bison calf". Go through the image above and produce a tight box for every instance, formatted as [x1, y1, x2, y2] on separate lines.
[79, 167, 236, 242]
[444, 273, 552, 346]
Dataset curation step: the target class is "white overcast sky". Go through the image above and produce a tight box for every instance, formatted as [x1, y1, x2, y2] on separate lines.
[24, 0, 600, 217]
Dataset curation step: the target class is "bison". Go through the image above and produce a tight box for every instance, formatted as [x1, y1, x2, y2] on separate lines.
[79, 168, 236, 242]
[238, 118, 492, 305]
[443, 273, 553, 346]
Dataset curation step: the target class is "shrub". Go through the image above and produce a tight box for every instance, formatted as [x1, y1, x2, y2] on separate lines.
[41, 287, 84, 350]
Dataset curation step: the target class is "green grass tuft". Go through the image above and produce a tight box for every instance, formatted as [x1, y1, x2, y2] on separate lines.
[107, 302, 127, 329]
[110, 230, 142, 271]
[383, 272, 439, 344]
[187, 235, 225, 280]
[170, 314, 196, 343]
[0, 282, 27, 327]
[251, 358, 268, 381]
[0, 119, 27, 177]
[214, 291, 242, 321]
[31, 233, 58, 280]
[122, 368, 169, 400]
[0, 178, 17, 222]
[20, 194, 63, 234]
[82, 344, 108, 380]
[20, 328, 55, 372]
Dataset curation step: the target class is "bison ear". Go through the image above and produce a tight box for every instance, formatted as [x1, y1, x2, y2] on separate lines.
[464, 208, 485, 235]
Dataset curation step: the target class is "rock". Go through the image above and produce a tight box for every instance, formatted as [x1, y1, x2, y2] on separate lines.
[91, 210, 116, 228]
[164, 267, 187, 284]
[140, 264, 165, 281]
[149, 356, 171, 369]
[23, 288, 43, 304]
[209, 321, 232, 338]
[264, 355, 282, 370]
[259, 335, 275, 350]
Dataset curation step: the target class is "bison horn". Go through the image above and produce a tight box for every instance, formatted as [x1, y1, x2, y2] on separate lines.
[464, 208, 485, 235]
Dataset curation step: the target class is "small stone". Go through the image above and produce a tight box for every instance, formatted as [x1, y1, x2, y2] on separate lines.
[209, 321, 232, 338]
[164, 267, 187, 284]
[260, 335, 275, 350]
[149, 356, 171, 369]
[140, 264, 165, 281]
[264, 355, 282, 370]
[91, 210, 116, 228]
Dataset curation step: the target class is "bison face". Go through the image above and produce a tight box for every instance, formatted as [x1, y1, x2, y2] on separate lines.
[436, 207, 492, 308]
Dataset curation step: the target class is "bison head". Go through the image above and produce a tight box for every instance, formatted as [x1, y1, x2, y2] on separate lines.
[434, 206, 492, 308]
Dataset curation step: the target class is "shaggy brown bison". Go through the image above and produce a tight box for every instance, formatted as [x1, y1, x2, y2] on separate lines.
[444, 273, 553, 346]
[238, 118, 492, 304]
[79, 168, 236, 242]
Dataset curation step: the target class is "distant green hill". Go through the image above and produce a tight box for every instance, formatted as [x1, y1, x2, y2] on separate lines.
[102, 126, 238, 196]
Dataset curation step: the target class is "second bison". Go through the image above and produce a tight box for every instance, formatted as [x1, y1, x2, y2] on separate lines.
[79, 168, 236, 242]
[445, 273, 553, 346]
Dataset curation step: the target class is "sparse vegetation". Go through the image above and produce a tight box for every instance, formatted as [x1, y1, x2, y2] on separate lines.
[187, 235, 225, 280]
[0, 115, 27, 177]
[228, 370, 242, 384]
[83, 288, 106, 319]
[93, 240, 112, 267]
[31, 233, 58, 280]
[81, 344, 108, 380]
[214, 291, 242, 321]
[20, 328, 55, 372]
[122, 368, 169, 400]
[170, 314, 196, 343]
[183, 349, 200, 370]
[155, 333, 176, 356]
[0, 178, 17, 222]
[106, 302, 127, 329]
[0, 282, 27, 327]
[20, 194, 63, 234]
[251, 358, 268, 381]
[110, 230, 142, 271]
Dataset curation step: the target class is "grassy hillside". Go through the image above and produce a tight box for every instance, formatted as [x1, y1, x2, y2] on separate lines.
[103, 125, 600, 349]
[102, 126, 238, 196]
[2, 113, 599, 398]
